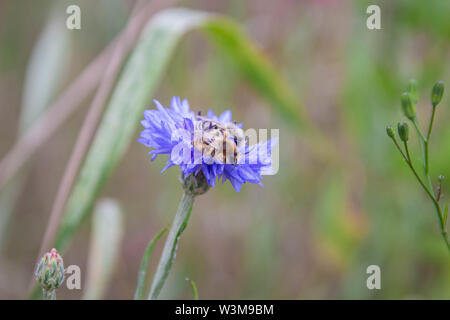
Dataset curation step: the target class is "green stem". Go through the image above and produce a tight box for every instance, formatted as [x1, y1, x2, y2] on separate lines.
[443, 232, 450, 252]
[412, 118, 426, 143]
[393, 139, 430, 201]
[148, 192, 194, 300]
[189, 279, 199, 300]
[42, 289, 56, 300]
[424, 106, 438, 191]
[390, 137, 449, 252]
[426, 105, 437, 142]
[403, 141, 411, 163]
[412, 119, 433, 191]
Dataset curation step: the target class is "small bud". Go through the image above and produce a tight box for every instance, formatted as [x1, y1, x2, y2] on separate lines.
[401, 92, 415, 120]
[180, 172, 210, 196]
[397, 122, 409, 142]
[438, 174, 445, 182]
[431, 81, 444, 106]
[35, 248, 65, 294]
[386, 125, 395, 138]
[407, 79, 419, 104]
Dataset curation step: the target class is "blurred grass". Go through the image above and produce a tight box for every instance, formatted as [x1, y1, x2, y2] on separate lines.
[134, 225, 168, 300]
[188, 278, 199, 300]
[1, 0, 450, 300]
[83, 198, 123, 300]
[0, 11, 71, 250]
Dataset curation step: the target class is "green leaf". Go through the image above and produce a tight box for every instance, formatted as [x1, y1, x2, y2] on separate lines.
[134, 225, 168, 300]
[187, 278, 199, 300]
[54, 8, 306, 252]
[443, 201, 448, 228]
[201, 17, 306, 127]
[83, 199, 123, 300]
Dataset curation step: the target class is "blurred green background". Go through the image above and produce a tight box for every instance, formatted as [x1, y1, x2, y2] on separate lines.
[0, 0, 450, 299]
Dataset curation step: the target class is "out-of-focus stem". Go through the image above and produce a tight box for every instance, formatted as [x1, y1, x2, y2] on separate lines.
[442, 232, 450, 252]
[403, 141, 411, 163]
[424, 106, 438, 191]
[390, 137, 449, 252]
[411, 118, 433, 191]
[426, 105, 437, 142]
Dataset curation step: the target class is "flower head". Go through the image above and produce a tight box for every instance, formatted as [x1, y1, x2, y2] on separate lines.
[137, 97, 277, 192]
[35, 248, 65, 291]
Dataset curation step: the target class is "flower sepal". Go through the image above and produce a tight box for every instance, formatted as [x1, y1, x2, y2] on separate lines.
[180, 172, 210, 196]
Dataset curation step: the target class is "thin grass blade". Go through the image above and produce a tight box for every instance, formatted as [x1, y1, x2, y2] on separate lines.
[83, 199, 123, 300]
[134, 225, 168, 300]
[444, 201, 448, 229]
[187, 278, 199, 300]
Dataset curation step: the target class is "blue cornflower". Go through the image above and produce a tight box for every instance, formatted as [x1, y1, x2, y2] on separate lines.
[137, 97, 276, 192]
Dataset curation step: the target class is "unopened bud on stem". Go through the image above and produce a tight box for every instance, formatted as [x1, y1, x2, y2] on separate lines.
[180, 172, 210, 196]
[35, 248, 65, 300]
[397, 122, 409, 142]
[401, 92, 415, 120]
[431, 81, 444, 107]
[386, 125, 395, 138]
[408, 79, 419, 104]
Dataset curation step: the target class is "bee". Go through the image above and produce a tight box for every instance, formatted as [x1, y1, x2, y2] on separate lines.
[206, 134, 241, 165]
[223, 122, 246, 150]
[193, 117, 247, 165]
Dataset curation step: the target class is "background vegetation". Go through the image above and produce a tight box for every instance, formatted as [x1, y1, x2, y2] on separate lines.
[0, 0, 449, 299]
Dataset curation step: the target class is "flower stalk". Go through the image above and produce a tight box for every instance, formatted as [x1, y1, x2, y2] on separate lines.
[148, 191, 194, 299]
[387, 80, 449, 252]
[148, 172, 209, 299]
[42, 289, 56, 300]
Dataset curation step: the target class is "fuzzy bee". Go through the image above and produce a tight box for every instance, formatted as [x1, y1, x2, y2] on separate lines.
[193, 117, 247, 165]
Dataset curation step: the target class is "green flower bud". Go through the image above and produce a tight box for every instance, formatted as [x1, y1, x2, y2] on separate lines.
[397, 122, 409, 142]
[180, 172, 210, 196]
[35, 248, 65, 292]
[401, 92, 415, 120]
[407, 79, 419, 104]
[386, 125, 395, 138]
[431, 81, 444, 106]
